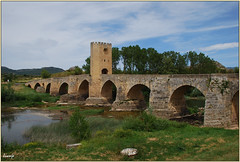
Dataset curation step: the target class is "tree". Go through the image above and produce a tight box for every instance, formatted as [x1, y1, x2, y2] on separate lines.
[69, 110, 91, 141]
[234, 67, 239, 73]
[82, 57, 90, 74]
[41, 69, 51, 78]
[112, 47, 121, 73]
[74, 66, 83, 75]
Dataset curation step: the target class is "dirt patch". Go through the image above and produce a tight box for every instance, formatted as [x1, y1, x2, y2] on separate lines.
[217, 138, 225, 143]
[148, 137, 158, 141]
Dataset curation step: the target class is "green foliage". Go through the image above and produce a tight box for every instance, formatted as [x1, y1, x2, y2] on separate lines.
[1, 84, 59, 107]
[24, 120, 76, 144]
[81, 45, 218, 74]
[69, 110, 91, 142]
[1, 83, 15, 102]
[23, 142, 42, 148]
[186, 51, 217, 74]
[123, 112, 169, 132]
[73, 66, 83, 75]
[95, 130, 111, 137]
[78, 109, 104, 116]
[112, 47, 121, 73]
[1, 138, 20, 152]
[2, 73, 16, 82]
[185, 87, 204, 97]
[82, 57, 90, 74]
[87, 116, 122, 136]
[41, 69, 51, 78]
[2, 117, 239, 161]
[113, 128, 133, 138]
[234, 67, 239, 73]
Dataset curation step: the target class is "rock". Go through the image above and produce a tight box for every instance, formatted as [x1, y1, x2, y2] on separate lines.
[36, 86, 45, 93]
[59, 94, 85, 103]
[120, 148, 138, 156]
[66, 143, 82, 149]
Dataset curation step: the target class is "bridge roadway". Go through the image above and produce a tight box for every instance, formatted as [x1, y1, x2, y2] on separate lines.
[26, 73, 239, 128]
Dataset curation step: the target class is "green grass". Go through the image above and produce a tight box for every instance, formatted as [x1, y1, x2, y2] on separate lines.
[46, 105, 79, 110]
[1, 83, 59, 108]
[79, 109, 104, 116]
[2, 114, 238, 161]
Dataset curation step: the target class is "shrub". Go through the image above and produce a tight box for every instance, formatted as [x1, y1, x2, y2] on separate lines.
[122, 116, 145, 131]
[41, 69, 51, 78]
[113, 128, 133, 138]
[95, 130, 111, 137]
[123, 112, 169, 132]
[69, 110, 91, 142]
[1, 83, 15, 102]
[23, 142, 42, 148]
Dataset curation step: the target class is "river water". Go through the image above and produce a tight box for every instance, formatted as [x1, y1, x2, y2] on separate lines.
[1, 109, 59, 145]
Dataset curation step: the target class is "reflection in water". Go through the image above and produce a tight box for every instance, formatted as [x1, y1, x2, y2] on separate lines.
[1, 114, 16, 129]
[1, 110, 58, 145]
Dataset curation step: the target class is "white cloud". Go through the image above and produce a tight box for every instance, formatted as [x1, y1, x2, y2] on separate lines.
[2, 1, 238, 69]
[199, 42, 239, 52]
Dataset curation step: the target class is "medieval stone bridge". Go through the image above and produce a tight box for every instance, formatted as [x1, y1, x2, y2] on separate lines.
[25, 42, 239, 128]
[26, 73, 238, 128]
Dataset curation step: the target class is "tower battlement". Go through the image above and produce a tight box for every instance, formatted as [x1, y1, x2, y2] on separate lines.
[91, 42, 112, 46]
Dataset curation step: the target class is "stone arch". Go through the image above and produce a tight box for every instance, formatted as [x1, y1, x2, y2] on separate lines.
[59, 82, 68, 95]
[170, 85, 205, 116]
[78, 80, 89, 100]
[232, 91, 239, 125]
[34, 83, 41, 90]
[46, 83, 51, 93]
[27, 84, 31, 88]
[127, 84, 151, 110]
[102, 68, 108, 74]
[101, 80, 117, 103]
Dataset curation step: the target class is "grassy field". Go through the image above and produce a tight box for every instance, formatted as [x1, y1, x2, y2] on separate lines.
[1, 83, 59, 108]
[2, 112, 239, 161]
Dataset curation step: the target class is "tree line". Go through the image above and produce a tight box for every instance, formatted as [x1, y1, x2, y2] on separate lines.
[82, 45, 238, 74]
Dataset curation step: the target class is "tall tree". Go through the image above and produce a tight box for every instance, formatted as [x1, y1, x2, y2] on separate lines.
[82, 57, 90, 74]
[112, 47, 121, 73]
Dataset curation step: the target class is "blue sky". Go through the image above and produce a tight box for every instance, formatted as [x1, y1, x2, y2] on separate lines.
[2, 1, 239, 70]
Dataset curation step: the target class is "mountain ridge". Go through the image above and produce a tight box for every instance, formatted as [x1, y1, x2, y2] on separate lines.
[1, 66, 65, 76]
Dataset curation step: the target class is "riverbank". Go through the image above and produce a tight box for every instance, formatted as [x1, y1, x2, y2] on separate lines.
[2, 118, 239, 161]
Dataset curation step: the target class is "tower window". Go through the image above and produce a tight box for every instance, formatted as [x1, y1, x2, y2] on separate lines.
[104, 47, 108, 54]
[102, 68, 108, 74]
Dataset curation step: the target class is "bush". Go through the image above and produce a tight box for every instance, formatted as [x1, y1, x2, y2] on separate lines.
[95, 130, 111, 137]
[1, 83, 15, 102]
[69, 110, 91, 142]
[41, 69, 51, 78]
[87, 116, 122, 136]
[113, 128, 134, 138]
[122, 116, 145, 131]
[123, 112, 169, 132]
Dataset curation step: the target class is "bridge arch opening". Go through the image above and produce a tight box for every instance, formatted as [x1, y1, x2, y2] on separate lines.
[59, 83, 68, 95]
[127, 84, 151, 110]
[78, 80, 89, 100]
[46, 83, 51, 93]
[101, 80, 116, 104]
[170, 85, 205, 123]
[102, 68, 108, 74]
[232, 91, 239, 126]
[27, 84, 31, 88]
[34, 83, 41, 90]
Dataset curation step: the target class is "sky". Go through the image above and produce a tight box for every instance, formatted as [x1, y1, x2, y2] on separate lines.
[2, 1, 239, 70]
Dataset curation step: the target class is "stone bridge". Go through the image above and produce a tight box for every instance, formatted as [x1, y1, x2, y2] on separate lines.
[25, 42, 239, 128]
[26, 73, 239, 128]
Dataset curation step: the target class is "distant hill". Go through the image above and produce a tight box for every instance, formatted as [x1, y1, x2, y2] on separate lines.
[1, 66, 64, 76]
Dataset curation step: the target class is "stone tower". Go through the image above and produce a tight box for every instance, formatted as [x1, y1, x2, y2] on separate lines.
[86, 42, 112, 105]
[90, 42, 112, 76]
